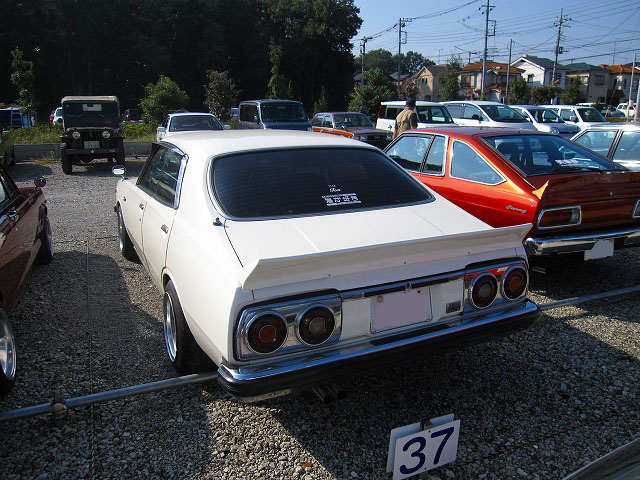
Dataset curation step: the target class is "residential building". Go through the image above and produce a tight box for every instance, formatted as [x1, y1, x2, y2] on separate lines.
[407, 64, 446, 101]
[510, 55, 567, 88]
[564, 63, 609, 104]
[599, 64, 640, 105]
[457, 61, 523, 101]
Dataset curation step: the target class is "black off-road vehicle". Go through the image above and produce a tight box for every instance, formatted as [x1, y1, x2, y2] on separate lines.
[60, 96, 125, 174]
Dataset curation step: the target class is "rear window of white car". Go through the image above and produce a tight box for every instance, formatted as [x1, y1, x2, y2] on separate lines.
[211, 148, 433, 218]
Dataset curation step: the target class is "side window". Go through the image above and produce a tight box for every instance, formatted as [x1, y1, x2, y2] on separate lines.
[423, 136, 446, 174]
[446, 104, 463, 118]
[386, 135, 433, 171]
[574, 130, 617, 156]
[0, 174, 10, 206]
[451, 141, 504, 185]
[462, 105, 482, 120]
[138, 147, 166, 194]
[560, 109, 574, 121]
[240, 105, 255, 122]
[323, 115, 332, 127]
[384, 107, 403, 119]
[613, 131, 640, 161]
[311, 115, 322, 127]
[163, 116, 169, 128]
[155, 149, 184, 205]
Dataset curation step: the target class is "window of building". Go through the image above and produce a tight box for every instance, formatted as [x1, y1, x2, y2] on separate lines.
[594, 75, 605, 85]
[527, 74, 534, 83]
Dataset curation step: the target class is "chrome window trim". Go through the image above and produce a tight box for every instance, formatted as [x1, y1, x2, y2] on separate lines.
[206, 146, 435, 222]
[421, 134, 448, 177]
[536, 205, 582, 230]
[449, 139, 507, 186]
[500, 265, 529, 301]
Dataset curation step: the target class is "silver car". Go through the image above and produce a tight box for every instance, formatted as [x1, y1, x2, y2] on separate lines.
[572, 122, 640, 171]
[511, 105, 580, 138]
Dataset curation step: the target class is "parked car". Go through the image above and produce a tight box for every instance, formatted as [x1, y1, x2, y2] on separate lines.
[156, 112, 225, 142]
[229, 107, 239, 120]
[123, 108, 143, 123]
[443, 101, 536, 130]
[600, 105, 625, 118]
[572, 123, 640, 171]
[113, 130, 539, 401]
[51, 107, 62, 125]
[375, 100, 455, 132]
[511, 105, 580, 137]
[0, 107, 34, 131]
[384, 127, 640, 260]
[237, 100, 312, 131]
[617, 102, 636, 118]
[59, 96, 125, 174]
[0, 165, 53, 395]
[311, 111, 393, 149]
[542, 105, 608, 130]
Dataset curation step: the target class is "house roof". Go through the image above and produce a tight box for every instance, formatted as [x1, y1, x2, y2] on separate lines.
[461, 61, 522, 74]
[388, 72, 412, 82]
[512, 55, 565, 70]
[599, 64, 639, 74]
[564, 63, 608, 72]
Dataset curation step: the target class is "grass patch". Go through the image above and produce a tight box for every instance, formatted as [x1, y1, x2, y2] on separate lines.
[122, 122, 156, 141]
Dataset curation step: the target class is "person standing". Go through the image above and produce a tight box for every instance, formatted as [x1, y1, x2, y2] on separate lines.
[393, 98, 418, 139]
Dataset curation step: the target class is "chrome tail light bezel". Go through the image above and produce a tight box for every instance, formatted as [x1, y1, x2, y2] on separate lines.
[464, 260, 529, 312]
[536, 205, 582, 230]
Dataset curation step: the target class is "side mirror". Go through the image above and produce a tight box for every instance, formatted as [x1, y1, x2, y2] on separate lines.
[34, 177, 46, 188]
[112, 165, 126, 176]
[569, 116, 578, 122]
[156, 126, 166, 134]
[223, 124, 231, 130]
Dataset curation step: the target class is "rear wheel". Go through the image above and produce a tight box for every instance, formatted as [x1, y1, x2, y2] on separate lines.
[61, 146, 72, 174]
[117, 205, 138, 261]
[0, 308, 16, 396]
[35, 214, 53, 265]
[163, 280, 213, 374]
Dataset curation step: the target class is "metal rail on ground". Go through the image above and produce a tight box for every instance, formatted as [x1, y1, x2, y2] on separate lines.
[0, 284, 638, 424]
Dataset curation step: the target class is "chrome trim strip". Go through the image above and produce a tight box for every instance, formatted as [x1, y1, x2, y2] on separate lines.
[536, 205, 582, 230]
[219, 300, 538, 387]
[524, 226, 640, 255]
[173, 153, 188, 210]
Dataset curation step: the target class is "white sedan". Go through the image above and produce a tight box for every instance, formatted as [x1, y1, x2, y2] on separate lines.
[156, 112, 226, 142]
[114, 130, 539, 401]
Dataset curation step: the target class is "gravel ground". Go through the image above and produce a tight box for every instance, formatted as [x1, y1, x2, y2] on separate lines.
[1, 158, 638, 479]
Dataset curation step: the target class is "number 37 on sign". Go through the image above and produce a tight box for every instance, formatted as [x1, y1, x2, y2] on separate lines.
[386, 414, 460, 480]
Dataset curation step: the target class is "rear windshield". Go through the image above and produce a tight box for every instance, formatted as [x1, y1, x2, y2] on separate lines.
[482, 134, 622, 176]
[333, 113, 374, 127]
[63, 102, 119, 117]
[415, 105, 453, 124]
[212, 148, 432, 218]
[481, 105, 527, 122]
[260, 103, 307, 122]
[577, 107, 606, 122]
[169, 115, 222, 132]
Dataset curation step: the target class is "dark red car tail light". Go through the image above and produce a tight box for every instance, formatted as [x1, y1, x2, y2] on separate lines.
[471, 274, 498, 308]
[502, 267, 528, 300]
[537, 206, 581, 229]
[247, 313, 287, 354]
[297, 307, 335, 345]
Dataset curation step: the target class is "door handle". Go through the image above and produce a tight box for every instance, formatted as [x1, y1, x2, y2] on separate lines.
[161, 224, 169, 234]
[139, 203, 145, 210]
[7, 210, 19, 222]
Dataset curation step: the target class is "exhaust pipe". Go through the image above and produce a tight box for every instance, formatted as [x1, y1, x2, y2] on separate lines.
[311, 386, 336, 405]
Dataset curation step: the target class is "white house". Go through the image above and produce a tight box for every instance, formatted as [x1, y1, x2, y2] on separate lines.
[511, 55, 567, 89]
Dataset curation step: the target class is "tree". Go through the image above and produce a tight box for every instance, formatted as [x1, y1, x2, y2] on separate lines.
[354, 49, 395, 75]
[561, 77, 582, 104]
[392, 51, 435, 75]
[401, 80, 419, 100]
[507, 76, 529, 104]
[314, 86, 328, 113]
[10, 48, 36, 117]
[204, 70, 239, 121]
[439, 55, 462, 101]
[530, 85, 560, 105]
[140, 75, 189, 124]
[267, 42, 292, 99]
[347, 68, 395, 120]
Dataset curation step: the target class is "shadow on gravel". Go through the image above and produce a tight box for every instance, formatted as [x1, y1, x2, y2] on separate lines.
[0, 243, 213, 479]
[7, 162, 53, 181]
[67, 158, 145, 178]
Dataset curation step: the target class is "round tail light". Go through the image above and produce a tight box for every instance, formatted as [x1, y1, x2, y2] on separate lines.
[503, 267, 528, 300]
[297, 306, 335, 345]
[471, 274, 498, 309]
[247, 313, 287, 354]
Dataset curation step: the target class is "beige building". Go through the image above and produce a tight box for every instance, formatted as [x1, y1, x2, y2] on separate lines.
[599, 64, 640, 105]
[457, 61, 523, 101]
[409, 65, 447, 101]
[564, 63, 609, 104]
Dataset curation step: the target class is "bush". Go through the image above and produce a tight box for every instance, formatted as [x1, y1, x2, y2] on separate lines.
[121, 122, 156, 140]
[0, 124, 63, 166]
[140, 76, 189, 125]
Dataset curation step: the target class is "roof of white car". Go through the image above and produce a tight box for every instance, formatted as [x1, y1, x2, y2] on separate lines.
[163, 130, 377, 158]
[578, 122, 640, 131]
[442, 100, 506, 106]
[380, 100, 442, 106]
[168, 112, 217, 118]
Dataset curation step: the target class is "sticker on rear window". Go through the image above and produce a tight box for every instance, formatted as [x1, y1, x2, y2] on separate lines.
[556, 159, 580, 166]
[323, 193, 361, 206]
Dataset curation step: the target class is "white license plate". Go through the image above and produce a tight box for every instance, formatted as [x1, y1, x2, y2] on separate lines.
[584, 239, 614, 260]
[371, 287, 431, 333]
[84, 141, 100, 149]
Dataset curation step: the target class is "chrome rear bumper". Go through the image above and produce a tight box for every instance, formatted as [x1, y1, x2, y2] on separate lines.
[524, 226, 640, 256]
[217, 300, 540, 401]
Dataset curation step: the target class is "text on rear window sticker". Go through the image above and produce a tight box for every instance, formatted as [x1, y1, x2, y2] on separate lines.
[323, 193, 361, 206]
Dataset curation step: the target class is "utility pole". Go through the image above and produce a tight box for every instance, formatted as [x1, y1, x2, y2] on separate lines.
[480, 0, 494, 100]
[360, 36, 372, 86]
[397, 18, 410, 96]
[505, 39, 513, 104]
[630, 54, 636, 115]
[552, 9, 569, 89]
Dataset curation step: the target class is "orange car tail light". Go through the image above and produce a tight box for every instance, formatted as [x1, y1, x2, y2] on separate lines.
[537, 206, 581, 230]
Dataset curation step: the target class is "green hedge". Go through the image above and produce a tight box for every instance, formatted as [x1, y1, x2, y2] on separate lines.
[121, 122, 157, 140]
[1, 124, 63, 161]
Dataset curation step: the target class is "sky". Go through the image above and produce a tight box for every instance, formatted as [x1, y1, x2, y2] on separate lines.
[351, 0, 640, 67]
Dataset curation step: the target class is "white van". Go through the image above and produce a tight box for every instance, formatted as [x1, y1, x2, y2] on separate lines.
[375, 101, 455, 132]
[541, 105, 608, 130]
[617, 102, 636, 118]
[442, 101, 536, 130]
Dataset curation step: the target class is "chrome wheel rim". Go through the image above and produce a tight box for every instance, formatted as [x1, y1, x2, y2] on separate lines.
[117, 210, 125, 252]
[0, 315, 16, 381]
[163, 293, 177, 362]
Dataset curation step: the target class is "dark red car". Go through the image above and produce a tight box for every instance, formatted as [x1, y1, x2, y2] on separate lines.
[384, 127, 640, 260]
[0, 165, 52, 395]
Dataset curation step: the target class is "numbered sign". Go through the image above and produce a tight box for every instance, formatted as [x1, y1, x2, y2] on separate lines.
[388, 416, 460, 480]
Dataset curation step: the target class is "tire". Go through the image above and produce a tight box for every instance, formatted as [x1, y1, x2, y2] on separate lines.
[35, 214, 53, 265]
[61, 146, 72, 174]
[163, 280, 213, 374]
[117, 205, 138, 261]
[0, 307, 16, 396]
